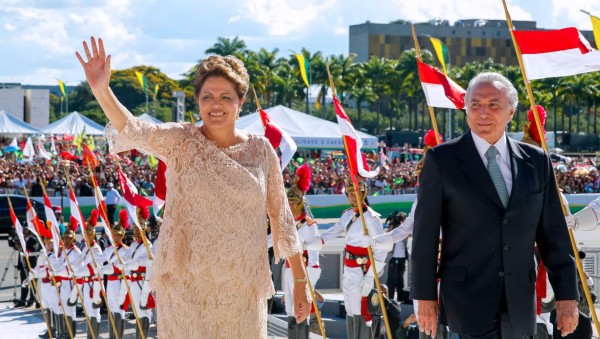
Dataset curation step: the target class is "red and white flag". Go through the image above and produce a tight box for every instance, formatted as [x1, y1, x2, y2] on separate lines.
[9, 204, 27, 254]
[333, 96, 379, 185]
[43, 193, 61, 254]
[92, 183, 116, 248]
[513, 27, 600, 80]
[153, 159, 167, 218]
[24, 202, 49, 257]
[259, 108, 297, 170]
[117, 168, 153, 228]
[25, 202, 50, 238]
[417, 60, 465, 109]
[69, 189, 86, 233]
[82, 144, 99, 168]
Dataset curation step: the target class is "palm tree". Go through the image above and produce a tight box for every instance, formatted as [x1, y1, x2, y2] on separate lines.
[255, 48, 281, 106]
[348, 66, 376, 130]
[205, 37, 247, 57]
[330, 53, 357, 105]
[363, 56, 395, 135]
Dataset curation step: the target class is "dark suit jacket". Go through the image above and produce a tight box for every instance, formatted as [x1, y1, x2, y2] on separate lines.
[410, 132, 578, 336]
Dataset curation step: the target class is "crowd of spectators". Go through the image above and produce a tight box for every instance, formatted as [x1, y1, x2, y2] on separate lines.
[1, 138, 599, 197]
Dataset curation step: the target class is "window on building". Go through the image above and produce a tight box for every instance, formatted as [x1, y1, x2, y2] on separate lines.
[475, 47, 486, 56]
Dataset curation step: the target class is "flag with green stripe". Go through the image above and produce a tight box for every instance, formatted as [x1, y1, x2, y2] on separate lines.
[135, 71, 147, 94]
[295, 53, 310, 87]
[430, 37, 449, 75]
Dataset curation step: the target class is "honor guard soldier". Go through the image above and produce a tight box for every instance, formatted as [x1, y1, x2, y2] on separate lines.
[74, 210, 107, 339]
[50, 217, 84, 338]
[33, 234, 59, 338]
[307, 177, 386, 339]
[97, 210, 130, 339]
[284, 165, 321, 338]
[117, 206, 154, 338]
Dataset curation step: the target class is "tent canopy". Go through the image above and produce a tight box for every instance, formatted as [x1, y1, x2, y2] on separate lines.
[138, 113, 163, 124]
[41, 111, 105, 136]
[0, 110, 43, 135]
[199, 105, 378, 150]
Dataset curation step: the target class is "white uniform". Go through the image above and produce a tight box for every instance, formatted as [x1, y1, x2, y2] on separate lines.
[76, 241, 106, 320]
[320, 207, 386, 318]
[33, 253, 60, 315]
[50, 245, 83, 318]
[101, 243, 129, 317]
[284, 218, 321, 317]
[121, 240, 153, 319]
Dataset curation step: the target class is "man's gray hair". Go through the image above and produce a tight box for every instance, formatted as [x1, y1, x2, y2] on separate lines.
[465, 72, 518, 112]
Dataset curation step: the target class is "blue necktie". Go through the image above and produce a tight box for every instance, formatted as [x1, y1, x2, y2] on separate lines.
[485, 146, 509, 208]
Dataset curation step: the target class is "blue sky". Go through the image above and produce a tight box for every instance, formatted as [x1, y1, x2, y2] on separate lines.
[0, 0, 598, 86]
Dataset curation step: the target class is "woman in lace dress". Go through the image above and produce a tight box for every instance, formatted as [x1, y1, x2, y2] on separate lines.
[76, 36, 311, 338]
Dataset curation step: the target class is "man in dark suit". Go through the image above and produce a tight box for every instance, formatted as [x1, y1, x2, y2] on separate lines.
[410, 72, 579, 338]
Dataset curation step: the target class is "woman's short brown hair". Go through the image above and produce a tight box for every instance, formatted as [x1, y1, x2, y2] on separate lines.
[193, 55, 249, 99]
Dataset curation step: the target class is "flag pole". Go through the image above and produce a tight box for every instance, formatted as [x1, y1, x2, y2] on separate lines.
[7, 195, 55, 339]
[412, 25, 442, 145]
[41, 185, 81, 339]
[327, 64, 394, 338]
[59, 170, 120, 339]
[502, 0, 600, 334]
[252, 84, 327, 338]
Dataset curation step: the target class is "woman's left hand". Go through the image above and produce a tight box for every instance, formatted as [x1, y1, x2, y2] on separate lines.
[293, 282, 312, 323]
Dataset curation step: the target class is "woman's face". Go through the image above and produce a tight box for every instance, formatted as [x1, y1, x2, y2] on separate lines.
[197, 76, 244, 131]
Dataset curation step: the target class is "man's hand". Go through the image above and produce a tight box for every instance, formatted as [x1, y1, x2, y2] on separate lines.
[555, 300, 579, 337]
[565, 215, 577, 229]
[417, 300, 438, 338]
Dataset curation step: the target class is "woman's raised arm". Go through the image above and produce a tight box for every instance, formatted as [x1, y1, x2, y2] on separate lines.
[75, 36, 131, 131]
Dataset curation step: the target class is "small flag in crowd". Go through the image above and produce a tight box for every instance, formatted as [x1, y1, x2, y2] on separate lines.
[513, 27, 600, 80]
[82, 144, 99, 168]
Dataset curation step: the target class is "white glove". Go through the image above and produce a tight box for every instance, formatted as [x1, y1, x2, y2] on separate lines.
[30, 270, 39, 279]
[74, 266, 89, 278]
[92, 281, 102, 306]
[306, 267, 322, 285]
[21, 274, 33, 287]
[365, 260, 386, 279]
[362, 276, 374, 297]
[372, 233, 394, 252]
[114, 262, 125, 271]
[124, 260, 139, 271]
[100, 264, 115, 275]
[303, 236, 323, 251]
[118, 281, 128, 307]
[565, 215, 577, 229]
[140, 281, 152, 308]
[67, 284, 80, 306]
[572, 206, 599, 231]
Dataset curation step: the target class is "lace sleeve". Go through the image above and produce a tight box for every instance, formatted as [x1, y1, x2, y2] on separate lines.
[105, 115, 187, 161]
[264, 138, 302, 262]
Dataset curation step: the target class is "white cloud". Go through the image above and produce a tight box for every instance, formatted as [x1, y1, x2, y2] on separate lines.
[239, 0, 338, 36]
[550, 0, 600, 30]
[229, 15, 241, 23]
[4, 22, 15, 31]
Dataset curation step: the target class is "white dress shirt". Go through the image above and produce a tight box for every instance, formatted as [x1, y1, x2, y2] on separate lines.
[471, 131, 513, 196]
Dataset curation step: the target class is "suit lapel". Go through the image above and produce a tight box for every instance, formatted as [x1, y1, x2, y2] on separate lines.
[457, 132, 505, 210]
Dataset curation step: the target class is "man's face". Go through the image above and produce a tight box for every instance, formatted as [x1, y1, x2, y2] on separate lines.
[466, 82, 514, 144]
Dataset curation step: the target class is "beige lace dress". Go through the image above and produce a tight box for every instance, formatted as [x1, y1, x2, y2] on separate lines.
[106, 115, 303, 338]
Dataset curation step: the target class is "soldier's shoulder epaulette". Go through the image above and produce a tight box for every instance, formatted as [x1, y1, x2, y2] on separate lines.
[366, 206, 381, 218]
[305, 216, 317, 226]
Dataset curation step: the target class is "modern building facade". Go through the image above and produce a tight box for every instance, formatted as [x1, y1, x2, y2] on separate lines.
[349, 19, 596, 67]
[0, 83, 49, 128]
